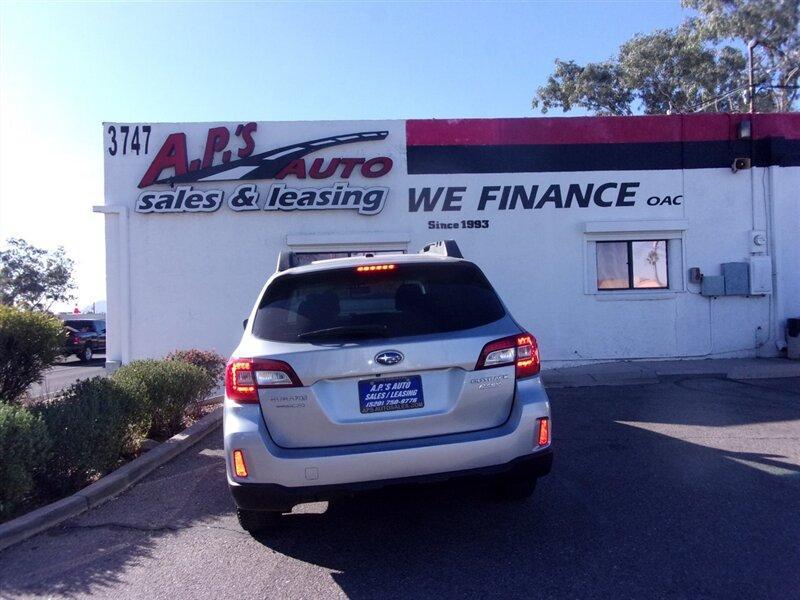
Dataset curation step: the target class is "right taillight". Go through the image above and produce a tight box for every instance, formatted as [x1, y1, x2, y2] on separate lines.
[476, 332, 540, 379]
[225, 357, 302, 403]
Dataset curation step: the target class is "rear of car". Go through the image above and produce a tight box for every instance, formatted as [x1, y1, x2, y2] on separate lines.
[224, 248, 551, 531]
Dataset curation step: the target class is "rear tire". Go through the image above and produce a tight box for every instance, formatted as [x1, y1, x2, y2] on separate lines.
[236, 508, 281, 533]
[495, 473, 538, 501]
[79, 345, 93, 363]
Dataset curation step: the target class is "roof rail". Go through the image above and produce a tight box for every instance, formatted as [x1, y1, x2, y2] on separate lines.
[420, 239, 463, 259]
[277, 251, 297, 272]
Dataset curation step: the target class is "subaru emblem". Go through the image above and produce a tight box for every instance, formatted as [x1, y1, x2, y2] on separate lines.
[375, 350, 403, 366]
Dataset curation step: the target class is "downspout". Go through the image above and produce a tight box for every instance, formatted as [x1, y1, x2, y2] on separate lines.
[92, 205, 131, 368]
[766, 166, 783, 352]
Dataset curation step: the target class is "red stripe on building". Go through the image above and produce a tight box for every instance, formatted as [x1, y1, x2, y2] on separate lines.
[752, 113, 800, 140]
[406, 113, 800, 146]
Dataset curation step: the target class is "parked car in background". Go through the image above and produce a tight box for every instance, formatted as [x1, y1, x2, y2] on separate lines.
[224, 240, 552, 533]
[60, 317, 106, 362]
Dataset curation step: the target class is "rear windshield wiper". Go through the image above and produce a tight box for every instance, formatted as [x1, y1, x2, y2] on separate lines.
[297, 324, 389, 341]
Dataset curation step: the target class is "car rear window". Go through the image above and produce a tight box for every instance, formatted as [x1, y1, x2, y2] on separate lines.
[252, 262, 506, 342]
[64, 320, 94, 331]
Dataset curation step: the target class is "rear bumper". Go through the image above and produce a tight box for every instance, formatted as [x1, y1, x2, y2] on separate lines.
[224, 375, 552, 510]
[230, 448, 552, 511]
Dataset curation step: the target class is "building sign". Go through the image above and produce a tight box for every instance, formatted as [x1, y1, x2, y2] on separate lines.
[107, 116, 793, 221]
[118, 123, 394, 215]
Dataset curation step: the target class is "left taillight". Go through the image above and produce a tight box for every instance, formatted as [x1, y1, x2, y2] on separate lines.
[232, 449, 248, 478]
[475, 332, 540, 379]
[225, 357, 302, 403]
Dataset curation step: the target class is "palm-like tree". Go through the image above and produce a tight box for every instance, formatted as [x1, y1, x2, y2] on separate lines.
[646, 242, 664, 286]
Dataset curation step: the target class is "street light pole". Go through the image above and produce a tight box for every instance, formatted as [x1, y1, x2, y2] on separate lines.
[748, 39, 759, 113]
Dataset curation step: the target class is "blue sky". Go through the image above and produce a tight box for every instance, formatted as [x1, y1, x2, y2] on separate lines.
[0, 0, 689, 308]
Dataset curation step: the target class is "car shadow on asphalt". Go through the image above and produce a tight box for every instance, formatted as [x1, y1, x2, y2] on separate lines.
[1, 377, 799, 599]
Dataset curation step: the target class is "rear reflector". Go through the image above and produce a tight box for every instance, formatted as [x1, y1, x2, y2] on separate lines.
[225, 357, 302, 403]
[475, 332, 541, 378]
[356, 264, 396, 272]
[232, 449, 248, 478]
[537, 417, 550, 446]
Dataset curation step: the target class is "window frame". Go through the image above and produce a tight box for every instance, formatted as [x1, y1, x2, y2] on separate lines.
[582, 221, 687, 299]
[596, 239, 670, 292]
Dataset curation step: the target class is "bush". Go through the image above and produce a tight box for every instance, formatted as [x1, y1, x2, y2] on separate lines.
[0, 402, 51, 518]
[165, 348, 225, 392]
[0, 306, 63, 403]
[34, 377, 149, 495]
[113, 360, 211, 440]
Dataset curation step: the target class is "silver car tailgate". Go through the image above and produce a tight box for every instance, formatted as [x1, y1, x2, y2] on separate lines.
[244, 330, 517, 448]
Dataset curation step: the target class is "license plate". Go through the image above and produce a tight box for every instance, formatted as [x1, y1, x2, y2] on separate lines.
[358, 375, 424, 414]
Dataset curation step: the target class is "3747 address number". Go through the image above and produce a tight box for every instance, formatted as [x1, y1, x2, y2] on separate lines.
[107, 125, 151, 156]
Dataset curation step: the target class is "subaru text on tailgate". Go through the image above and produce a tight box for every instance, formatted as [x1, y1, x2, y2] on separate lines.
[224, 240, 552, 532]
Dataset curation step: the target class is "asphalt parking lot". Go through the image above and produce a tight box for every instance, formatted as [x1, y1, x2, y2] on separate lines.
[27, 357, 106, 399]
[1, 376, 799, 600]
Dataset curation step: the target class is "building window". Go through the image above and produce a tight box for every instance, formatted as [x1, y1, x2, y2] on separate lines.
[596, 240, 669, 290]
[293, 249, 405, 267]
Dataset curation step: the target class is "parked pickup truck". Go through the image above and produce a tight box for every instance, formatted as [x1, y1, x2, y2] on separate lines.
[61, 317, 106, 362]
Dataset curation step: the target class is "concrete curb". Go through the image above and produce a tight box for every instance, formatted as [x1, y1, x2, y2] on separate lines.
[542, 360, 800, 389]
[0, 402, 223, 552]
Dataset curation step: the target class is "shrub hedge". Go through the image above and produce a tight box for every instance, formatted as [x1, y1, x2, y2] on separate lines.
[165, 348, 225, 393]
[112, 360, 211, 440]
[1, 355, 214, 521]
[34, 377, 149, 496]
[0, 402, 51, 518]
[0, 306, 64, 403]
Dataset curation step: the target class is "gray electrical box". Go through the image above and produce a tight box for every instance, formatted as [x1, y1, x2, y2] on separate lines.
[749, 255, 772, 294]
[722, 262, 750, 295]
[701, 275, 725, 296]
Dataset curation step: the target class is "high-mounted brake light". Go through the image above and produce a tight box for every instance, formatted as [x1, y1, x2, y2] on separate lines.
[356, 264, 396, 272]
[475, 332, 540, 379]
[225, 357, 302, 403]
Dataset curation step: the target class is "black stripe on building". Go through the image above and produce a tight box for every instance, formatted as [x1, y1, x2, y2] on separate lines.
[406, 138, 800, 174]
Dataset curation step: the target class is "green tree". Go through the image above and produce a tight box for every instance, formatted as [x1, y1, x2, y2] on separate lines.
[0, 306, 64, 403]
[532, 0, 799, 114]
[0, 238, 75, 311]
[686, 0, 800, 111]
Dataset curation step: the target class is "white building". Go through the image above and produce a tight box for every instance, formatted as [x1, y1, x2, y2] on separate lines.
[98, 113, 800, 368]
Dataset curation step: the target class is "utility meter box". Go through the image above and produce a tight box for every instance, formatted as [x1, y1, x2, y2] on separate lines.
[749, 255, 773, 295]
[722, 262, 750, 295]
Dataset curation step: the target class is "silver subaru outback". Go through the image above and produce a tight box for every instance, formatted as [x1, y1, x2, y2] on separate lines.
[224, 240, 552, 532]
